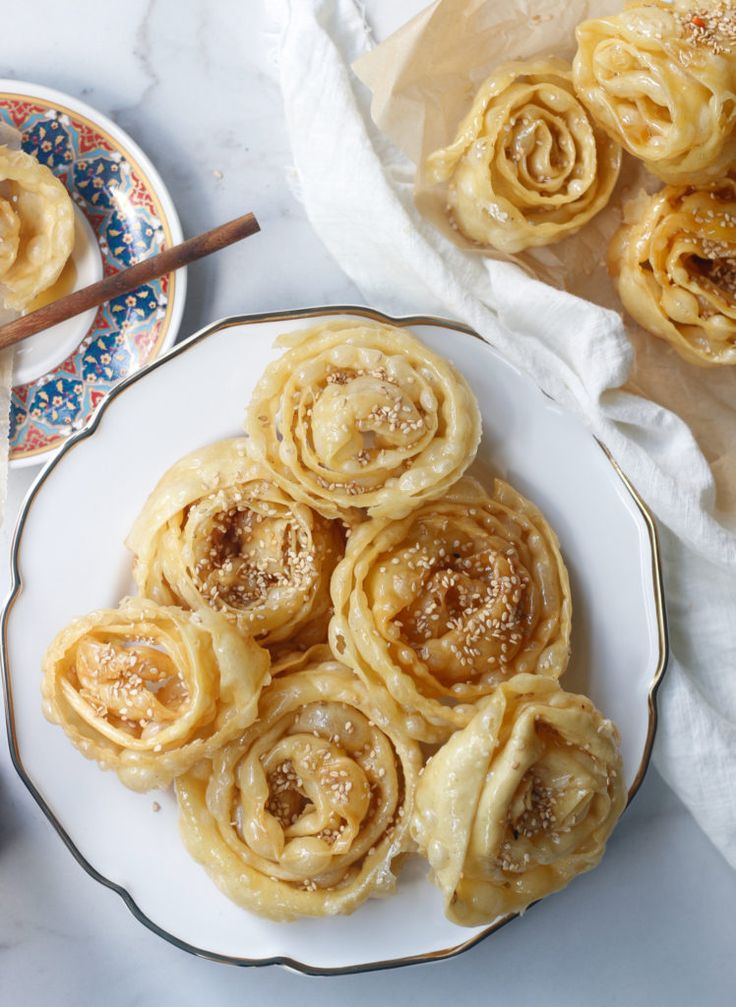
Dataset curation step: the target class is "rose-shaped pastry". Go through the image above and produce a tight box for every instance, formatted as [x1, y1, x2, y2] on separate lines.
[0, 145, 74, 310]
[330, 477, 571, 742]
[176, 647, 421, 920]
[573, 2, 736, 184]
[245, 321, 481, 522]
[412, 675, 626, 926]
[126, 438, 344, 647]
[42, 597, 270, 791]
[0, 195, 21, 276]
[609, 179, 736, 365]
[424, 58, 621, 253]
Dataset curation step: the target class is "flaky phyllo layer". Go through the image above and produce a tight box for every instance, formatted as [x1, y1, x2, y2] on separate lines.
[127, 438, 344, 648]
[330, 477, 571, 742]
[412, 675, 626, 926]
[42, 597, 270, 791]
[610, 178, 736, 365]
[245, 321, 481, 521]
[573, 1, 736, 184]
[0, 145, 74, 310]
[426, 58, 621, 253]
[176, 647, 422, 920]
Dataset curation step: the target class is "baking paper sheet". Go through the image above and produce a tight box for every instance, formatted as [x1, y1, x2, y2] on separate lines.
[354, 0, 736, 518]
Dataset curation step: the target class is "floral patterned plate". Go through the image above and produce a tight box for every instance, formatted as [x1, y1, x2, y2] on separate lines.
[0, 80, 185, 466]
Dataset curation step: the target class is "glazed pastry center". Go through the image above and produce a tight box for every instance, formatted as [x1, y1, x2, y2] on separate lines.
[505, 108, 576, 191]
[386, 521, 533, 684]
[228, 700, 402, 890]
[309, 370, 428, 473]
[74, 636, 187, 736]
[191, 499, 316, 609]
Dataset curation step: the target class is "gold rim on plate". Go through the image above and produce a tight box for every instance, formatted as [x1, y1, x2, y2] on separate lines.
[0, 305, 669, 975]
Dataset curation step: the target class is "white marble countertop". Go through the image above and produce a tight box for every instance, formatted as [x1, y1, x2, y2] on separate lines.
[1, 1, 734, 1003]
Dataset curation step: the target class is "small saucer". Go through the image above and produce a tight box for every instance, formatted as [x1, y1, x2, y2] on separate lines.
[0, 80, 186, 466]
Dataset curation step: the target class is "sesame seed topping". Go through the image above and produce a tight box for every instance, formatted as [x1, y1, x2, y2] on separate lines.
[680, 3, 736, 54]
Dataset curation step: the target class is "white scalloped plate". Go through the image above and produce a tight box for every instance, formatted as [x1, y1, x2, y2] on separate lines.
[1, 307, 666, 974]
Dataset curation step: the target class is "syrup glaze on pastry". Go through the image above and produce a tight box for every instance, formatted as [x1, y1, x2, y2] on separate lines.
[330, 477, 571, 742]
[0, 145, 74, 310]
[412, 674, 626, 925]
[574, 2, 736, 184]
[127, 438, 344, 647]
[245, 321, 481, 522]
[426, 58, 621, 253]
[176, 646, 421, 920]
[42, 597, 270, 791]
[609, 178, 736, 365]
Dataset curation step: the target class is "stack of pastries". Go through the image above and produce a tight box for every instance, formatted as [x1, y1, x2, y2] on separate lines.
[426, 0, 736, 366]
[43, 320, 627, 927]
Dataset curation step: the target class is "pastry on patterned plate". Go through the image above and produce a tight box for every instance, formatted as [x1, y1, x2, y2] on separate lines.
[176, 646, 422, 920]
[0, 144, 74, 310]
[609, 178, 736, 365]
[329, 476, 571, 742]
[411, 674, 627, 926]
[126, 438, 345, 648]
[425, 57, 621, 253]
[42, 597, 270, 791]
[245, 321, 481, 522]
[573, 2, 736, 184]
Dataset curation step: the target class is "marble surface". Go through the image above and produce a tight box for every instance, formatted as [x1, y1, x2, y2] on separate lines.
[0, 1, 734, 1003]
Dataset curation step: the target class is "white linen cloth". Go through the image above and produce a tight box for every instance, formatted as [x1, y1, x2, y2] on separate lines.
[270, 0, 736, 867]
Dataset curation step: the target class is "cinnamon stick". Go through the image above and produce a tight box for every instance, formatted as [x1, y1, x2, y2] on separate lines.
[0, 211, 260, 351]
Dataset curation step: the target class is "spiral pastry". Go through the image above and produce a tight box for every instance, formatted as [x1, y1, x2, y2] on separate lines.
[0, 196, 21, 277]
[609, 179, 736, 365]
[42, 598, 270, 791]
[329, 477, 571, 742]
[126, 438, 344, 648]
[573, 2, 736, 184]
[245, 321, 481, 521]
[412, 674, 627, 926]
[176, 647, 422, 920]
[0, 145, 74, 310]
[424, 58, 621, 254]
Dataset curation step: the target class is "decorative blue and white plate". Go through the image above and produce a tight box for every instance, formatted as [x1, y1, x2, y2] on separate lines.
[0, 80, 186, 466]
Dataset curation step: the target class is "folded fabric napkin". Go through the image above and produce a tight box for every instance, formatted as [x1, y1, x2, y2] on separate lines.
[270, 0, 736, 867]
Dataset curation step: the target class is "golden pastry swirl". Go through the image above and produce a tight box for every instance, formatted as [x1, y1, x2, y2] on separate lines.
[411, 675, 626, 926]
[573, 2, 736, 184]
[609, 179, 736, 365]
[424, 58, 621, 253]
[0, 195, 21, 276]
[0, 145, 74, 310]
[245, 321, 481, 521]
[41, 598, 270, 791]
[329, 477, 571, 742]
[176, 647, 422, 920]
[126, 438, 344, 647]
